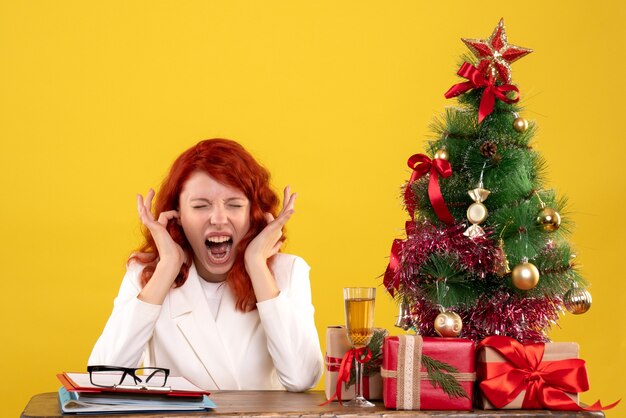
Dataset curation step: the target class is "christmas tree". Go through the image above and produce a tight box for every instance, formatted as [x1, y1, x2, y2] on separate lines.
[383, 19, 592, 343]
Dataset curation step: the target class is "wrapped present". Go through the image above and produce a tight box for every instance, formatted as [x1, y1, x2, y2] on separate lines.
[477, 335, 619, 411]
[324, 326, 386, 402]
[381, 335, 475, 410]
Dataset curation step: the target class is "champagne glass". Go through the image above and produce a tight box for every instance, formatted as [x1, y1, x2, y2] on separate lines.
[343, 287, 376, 407]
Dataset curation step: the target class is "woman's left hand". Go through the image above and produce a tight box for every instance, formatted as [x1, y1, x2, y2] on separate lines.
[245, 186, 297, 265]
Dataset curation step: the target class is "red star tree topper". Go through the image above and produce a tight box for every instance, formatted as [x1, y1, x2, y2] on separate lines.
[462, 18, 532, 83]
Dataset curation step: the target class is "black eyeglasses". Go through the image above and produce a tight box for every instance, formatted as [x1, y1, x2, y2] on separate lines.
[87, 365, 170, 389]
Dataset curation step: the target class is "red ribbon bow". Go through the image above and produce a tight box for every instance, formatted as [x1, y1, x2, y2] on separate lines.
[383, 221, 416, 297]
[405, 154, 455, 225]
[322, 347, 372, 405]
[383, 221, 415, 295]
[444, 62, 520, 124]
[383, 238, 403, 296]
[478, 336, 619, 411]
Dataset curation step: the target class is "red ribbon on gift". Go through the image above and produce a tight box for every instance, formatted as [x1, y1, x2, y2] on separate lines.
[322, 347, 372, 405]
[478, 336, 619, 411]
[325, 354, 342, 372]
[405, 154, 455, 225]
[325, 355, 371, 398]
[444, 62, 520, 123]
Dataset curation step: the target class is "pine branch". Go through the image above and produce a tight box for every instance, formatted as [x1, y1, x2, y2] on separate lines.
[421, 355, 469, 399]
[421, 253, 476, 308]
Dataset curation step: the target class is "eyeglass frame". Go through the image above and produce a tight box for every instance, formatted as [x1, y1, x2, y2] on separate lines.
[87, 365, 170, 389]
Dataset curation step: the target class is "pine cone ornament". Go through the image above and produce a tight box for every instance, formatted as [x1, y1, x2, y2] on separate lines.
[480, 141, 497, 158]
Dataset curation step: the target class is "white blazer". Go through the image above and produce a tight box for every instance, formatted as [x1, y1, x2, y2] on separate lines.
[89, 253, 323, 392]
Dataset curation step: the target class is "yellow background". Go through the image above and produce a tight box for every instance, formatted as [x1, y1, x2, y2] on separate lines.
[1, 1, 624, 416]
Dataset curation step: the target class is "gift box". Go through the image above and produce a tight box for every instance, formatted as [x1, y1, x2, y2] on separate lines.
[324, 326, 386, 401]
[477, 335, 582, 410]
[381, 335, 475, 410]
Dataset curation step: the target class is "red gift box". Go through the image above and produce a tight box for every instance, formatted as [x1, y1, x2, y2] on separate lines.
[381, 335, 475, 410]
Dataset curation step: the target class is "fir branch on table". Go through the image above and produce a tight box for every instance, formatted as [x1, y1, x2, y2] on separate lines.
[421, 354, 469, 400]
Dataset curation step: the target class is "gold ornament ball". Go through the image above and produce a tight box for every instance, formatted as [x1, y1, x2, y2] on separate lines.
[537, 207, 561, 232]
[434, 311, 463, 337]
[513, 117, 528, 133]
[564, 288, 592, 315]
[434, 148, 449, 161]
[511, 262, 540, 290]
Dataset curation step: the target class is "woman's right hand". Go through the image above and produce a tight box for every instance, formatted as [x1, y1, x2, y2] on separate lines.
[137, 189, 185, 271]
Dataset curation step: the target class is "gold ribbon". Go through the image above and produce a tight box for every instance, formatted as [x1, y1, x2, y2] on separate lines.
[384, 335, 476, 410]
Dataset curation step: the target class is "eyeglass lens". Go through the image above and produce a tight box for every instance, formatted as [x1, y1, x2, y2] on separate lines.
[89, 367, 168, 387]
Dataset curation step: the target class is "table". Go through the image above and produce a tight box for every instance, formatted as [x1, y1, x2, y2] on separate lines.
[21, 391, 605, 418]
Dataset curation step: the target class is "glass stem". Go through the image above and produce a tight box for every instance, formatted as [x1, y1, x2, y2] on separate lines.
[355, 355, 364, 400]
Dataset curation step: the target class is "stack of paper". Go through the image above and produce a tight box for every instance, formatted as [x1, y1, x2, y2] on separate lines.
[57, 372, 216, 414]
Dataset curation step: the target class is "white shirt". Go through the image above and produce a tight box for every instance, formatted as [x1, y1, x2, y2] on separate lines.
[199, 279, 226, 319]
[89, 253, 323, 392]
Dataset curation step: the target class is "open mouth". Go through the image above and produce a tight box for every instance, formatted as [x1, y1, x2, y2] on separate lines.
[205, 235, 233, 264]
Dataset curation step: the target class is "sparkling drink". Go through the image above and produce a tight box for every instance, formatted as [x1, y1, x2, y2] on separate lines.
[344, 297, 375, 348]
[343, 287, 376, 407]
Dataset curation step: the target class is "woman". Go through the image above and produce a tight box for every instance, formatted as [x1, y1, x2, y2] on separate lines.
[89, 139, 323, 392]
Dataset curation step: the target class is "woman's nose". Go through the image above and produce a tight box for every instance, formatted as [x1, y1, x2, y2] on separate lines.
[210, 205, 228, 225]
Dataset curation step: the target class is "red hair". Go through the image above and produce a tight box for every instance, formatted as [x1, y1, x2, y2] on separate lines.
[131, 139, 280, 311]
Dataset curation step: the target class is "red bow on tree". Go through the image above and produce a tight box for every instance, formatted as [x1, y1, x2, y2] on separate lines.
[383, 238, 403, 296]
[383, 221, 416, 296]
[404, 154, 455, 225]
[444, 62, 520, 123]
[478, 336, 619, 411]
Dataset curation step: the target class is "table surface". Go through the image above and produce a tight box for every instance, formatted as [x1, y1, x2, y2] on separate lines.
[22, 391, 605, 418]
